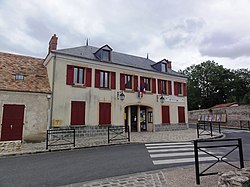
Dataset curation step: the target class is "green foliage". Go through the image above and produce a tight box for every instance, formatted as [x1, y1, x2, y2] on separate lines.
[181, 61, 250, 110]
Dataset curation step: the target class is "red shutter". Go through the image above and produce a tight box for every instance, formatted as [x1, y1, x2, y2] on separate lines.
[71, 101, 85, 125]
[111, 72, 116, 89]
[168, 81, 172, 95]
[66, 65, 74, 85]
[174, 82, 178, 96]
[120, 73, 125, 90]
[162, 106, 170, 124]
[178, 106, 185, 123]
[134, 75, 138, 91]
[183, 83, 187, 96]
[152, 78, 156, 93]
[99, 103, 111, 125]
[86, 68, 92, 87]
[95, 69, 100, 88]
[158, 79, 162, 94]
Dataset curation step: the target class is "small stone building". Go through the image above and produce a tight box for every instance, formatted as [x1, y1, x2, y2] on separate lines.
[0, 52, 51, 142]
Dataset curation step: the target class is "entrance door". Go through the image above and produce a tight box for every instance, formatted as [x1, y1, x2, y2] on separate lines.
[131, 106, 137, 132]
[1, 104, 25, 141]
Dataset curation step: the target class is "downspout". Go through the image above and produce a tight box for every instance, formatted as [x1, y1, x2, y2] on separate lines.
[50, 53, 57, 129]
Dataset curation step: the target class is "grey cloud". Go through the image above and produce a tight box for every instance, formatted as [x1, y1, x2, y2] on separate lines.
[162, 17, 205, 48]
[199, 32, 250, 58]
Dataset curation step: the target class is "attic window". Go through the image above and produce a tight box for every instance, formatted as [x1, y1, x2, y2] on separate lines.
[15, 74, 24, 80]
[102, 50, 111, 61]
[161, 63, 166, 72]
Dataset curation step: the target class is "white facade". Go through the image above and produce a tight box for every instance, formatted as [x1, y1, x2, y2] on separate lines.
[44, 47, 188, 132]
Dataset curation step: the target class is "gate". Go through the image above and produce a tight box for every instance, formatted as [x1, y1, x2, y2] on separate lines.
[108, 126, 130, 144]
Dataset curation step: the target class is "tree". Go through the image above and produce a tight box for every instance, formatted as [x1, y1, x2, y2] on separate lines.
[181, 60, 234, 110]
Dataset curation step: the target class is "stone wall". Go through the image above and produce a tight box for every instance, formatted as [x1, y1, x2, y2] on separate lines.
[188, 105, 250, 128]
[0, 141, 22, 153]
[218, 168, 250, 187]
[155, 124, 188, 131]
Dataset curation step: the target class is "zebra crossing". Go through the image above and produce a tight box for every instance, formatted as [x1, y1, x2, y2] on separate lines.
[145, 142, 224, 166]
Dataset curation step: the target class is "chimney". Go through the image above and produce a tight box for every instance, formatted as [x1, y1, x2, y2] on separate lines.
[166, 60, 172, 69]
[48, 34, 58, 53]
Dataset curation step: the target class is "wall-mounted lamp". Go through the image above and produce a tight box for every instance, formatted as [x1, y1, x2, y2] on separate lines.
[117, 91, 125, 101]
[157, 94, 165, 104]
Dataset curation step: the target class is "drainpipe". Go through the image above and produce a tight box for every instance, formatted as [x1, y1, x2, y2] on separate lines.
[49, 53, 57, 129]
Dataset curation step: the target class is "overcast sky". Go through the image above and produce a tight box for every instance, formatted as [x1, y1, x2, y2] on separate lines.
[1, 0, 250, 71]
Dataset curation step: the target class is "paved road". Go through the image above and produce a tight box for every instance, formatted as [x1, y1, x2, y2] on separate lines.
[0, 128, 249, 187]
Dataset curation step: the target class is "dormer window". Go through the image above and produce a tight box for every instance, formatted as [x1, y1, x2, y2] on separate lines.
[102, 50, 110, 61]
[94, 45, 112, 62]
[15, 74, 24, 80]
[161, 63, 166, 72]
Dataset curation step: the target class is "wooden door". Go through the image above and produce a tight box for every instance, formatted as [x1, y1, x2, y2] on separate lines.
[71, 101, 85, 125]
[178, 106, 186, 123]
[162, 106, 170, 124]
[1, 104, 25, 141]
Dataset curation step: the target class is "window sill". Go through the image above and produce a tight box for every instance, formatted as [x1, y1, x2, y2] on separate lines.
[99, 87, 112, 91]
[72, 84, 86, 88]
[125, 89, 134, 93]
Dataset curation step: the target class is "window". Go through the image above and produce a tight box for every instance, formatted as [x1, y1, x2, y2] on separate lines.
[177, 83, 183, 95]
[15, 74, 24, 80]
[71, 101, 85, 125]
[100, 71, 109, 88]
[161, 80, 167, 94]
[99, 103, 111, 125]
[161, 63, 166, 72]
[125, 75, 132, 89]
[162, 106, 170, 124]
[178, 106, 185, 123]
[174, 82, 186, 96]
[73, 67, 85, 84]
[102, 50, 110, 61]
[143, 78, 151, 91]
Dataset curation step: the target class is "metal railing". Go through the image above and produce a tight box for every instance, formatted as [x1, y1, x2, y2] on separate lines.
[108, 126, 130, 144]
[46, 128, 75, 150]
[196, 121, 221, 138]
[240, 120, 250, 130]
[194, 138, 244, 185]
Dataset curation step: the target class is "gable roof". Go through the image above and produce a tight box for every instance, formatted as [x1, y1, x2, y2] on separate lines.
[0, 52, 51, 94]
[54, 45, 187, 78]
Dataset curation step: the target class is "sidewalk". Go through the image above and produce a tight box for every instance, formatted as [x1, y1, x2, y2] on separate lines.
[0, 128, 222, 157]
[1, 128, 229, 187]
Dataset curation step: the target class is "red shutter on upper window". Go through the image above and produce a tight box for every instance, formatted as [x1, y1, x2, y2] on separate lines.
[71, 101, 85, 125]
[95, 69, 100, 88]
[158, 79, 162, 94]
[66, 65, 74, 85]
[168, 81, 172, 95]
[120, 73, 125, 90]
[86, 68, 92, 87]
[178, 106, 185, 123]
[174, 82, 178, 96]
[152, 78, 156, 93]
[134, 75, 138, 91]
[162, 106, 170, 124]
[183, 83, 187, 96]
[99, 103, 111, 125]
[111, 72, 116, 89]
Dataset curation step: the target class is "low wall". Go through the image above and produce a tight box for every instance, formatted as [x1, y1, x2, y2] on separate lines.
[218, 168, 250, 187]
[0, 141, 22, 153]
[155, 124, 188, 131]
[189, 105, 250, 128]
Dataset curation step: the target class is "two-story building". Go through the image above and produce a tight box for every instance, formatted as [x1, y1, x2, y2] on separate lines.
[44, 34, 188, 135]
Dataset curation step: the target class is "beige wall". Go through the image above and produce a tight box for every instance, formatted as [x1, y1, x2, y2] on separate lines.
[46, 54, 188, 127]
[0, 91, 50, 141]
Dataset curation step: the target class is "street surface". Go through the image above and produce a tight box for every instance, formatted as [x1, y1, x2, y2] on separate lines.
[0, 128, 249, 187]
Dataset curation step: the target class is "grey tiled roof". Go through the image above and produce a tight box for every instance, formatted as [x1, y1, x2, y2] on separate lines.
[55, 45, 186, 78]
